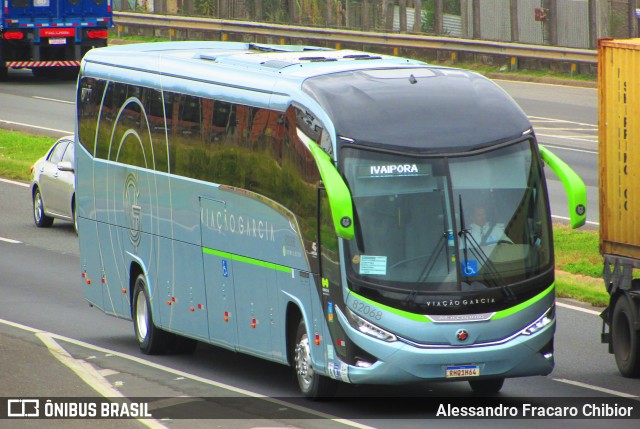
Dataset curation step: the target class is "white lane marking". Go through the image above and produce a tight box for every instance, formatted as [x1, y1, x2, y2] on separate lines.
[36, 332, 168, 429]
[0, 177, 29, 187]
[0, 119, 72, 135]
[556, 301, 601, 316]
[530, 116, 597, 128]
[553, 378, 638, 399]
[541, 143, 597, 155]
[535, 134, 598, 144]
[0, 237, 21, 244]
[0, 318, 376, 429]
[32, 96, 74, 105]
[493, 79, 598, 91]
[534, 127, 596, 131]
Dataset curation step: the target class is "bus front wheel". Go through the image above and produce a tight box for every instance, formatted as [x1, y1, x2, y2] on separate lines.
[612, 295, 640, 378]
[293, 319, 337, 399]
[132, 274, 170, 355]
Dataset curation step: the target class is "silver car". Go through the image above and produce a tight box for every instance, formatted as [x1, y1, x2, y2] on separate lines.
[30, 136, 76, 232]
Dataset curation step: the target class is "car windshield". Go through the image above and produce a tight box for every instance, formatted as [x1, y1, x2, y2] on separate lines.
[342, 139, 552, 296]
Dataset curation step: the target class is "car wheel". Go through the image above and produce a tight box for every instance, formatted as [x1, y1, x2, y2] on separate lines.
[33, 187, 54, 228]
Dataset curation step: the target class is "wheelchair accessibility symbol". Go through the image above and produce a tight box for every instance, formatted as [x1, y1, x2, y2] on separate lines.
[462, 260, 478, 276]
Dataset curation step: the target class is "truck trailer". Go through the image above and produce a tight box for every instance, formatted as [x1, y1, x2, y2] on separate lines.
[0, 0, 112, 79]
[598, 38, 640, 378]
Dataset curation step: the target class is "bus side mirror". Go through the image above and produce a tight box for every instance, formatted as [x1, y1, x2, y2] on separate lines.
[539, 145, 587, 229]
[299, 131, 354, 240]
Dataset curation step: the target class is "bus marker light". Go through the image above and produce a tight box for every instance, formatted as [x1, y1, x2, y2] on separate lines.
[190, 306, 195, 312]
[314, 334, 320, 345]
[251, 318, 257, 328]
[167, 301, 172, 306]
[121, 289, 126, 294]
[86, 279, 91, 285]
[224, 311, 229, 322]
[81, 272, 86, 278]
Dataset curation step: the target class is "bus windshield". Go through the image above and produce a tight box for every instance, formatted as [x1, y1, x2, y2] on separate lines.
[342, 139, 552, 299]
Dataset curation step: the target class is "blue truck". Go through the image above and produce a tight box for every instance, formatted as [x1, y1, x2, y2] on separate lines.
[0, 0, 112, 79]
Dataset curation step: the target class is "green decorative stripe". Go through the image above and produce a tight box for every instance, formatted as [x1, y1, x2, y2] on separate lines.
[350, 292, 431, 322]
[491, 283, 554, 319]
[202, 247, 292, 274]
[351, 283, 554, 322]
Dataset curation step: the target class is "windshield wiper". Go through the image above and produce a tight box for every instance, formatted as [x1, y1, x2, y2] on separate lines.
[416, 232, 446, 282]
[402, 232, 446, 307]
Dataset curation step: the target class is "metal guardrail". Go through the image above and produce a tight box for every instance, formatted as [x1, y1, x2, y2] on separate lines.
[113, 11, 597, 66]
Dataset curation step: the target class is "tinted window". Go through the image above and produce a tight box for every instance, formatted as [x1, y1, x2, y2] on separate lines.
[82, 78, 322, 256]
[49, 142, 68, 164]
[62, 143, 75, 165]
[95, 82, 167, 171]
[78, 77, 107, 156]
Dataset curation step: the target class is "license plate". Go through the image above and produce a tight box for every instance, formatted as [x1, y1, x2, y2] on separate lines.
[445, 365, 480, 378]
[49, 38, 66, 45]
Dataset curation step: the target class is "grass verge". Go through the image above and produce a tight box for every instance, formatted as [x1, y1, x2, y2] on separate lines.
[0, 130, 54, 181]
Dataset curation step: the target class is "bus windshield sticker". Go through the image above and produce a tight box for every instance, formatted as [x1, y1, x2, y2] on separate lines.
[461, 259, 478, 277]
[359, 255, 387, 275]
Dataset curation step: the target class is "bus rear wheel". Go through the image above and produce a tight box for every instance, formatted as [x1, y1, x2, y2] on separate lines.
[293, 319, 337, 399]
[469, 378, 505, 394]
[612, 295, 640, 378]
[132, 274, 170, 355]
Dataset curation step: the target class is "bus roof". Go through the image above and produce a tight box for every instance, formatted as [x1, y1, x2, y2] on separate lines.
[82, 41, 532, 153]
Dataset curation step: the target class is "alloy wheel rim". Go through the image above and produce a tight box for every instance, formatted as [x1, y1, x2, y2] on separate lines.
[34, 192, 43, 222]
[295, 333, 313, 390]
[136, 292, 148, 342]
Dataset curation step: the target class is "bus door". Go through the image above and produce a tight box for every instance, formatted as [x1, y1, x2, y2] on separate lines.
[200, 195, 279, 358]
[201, 197, 238, 350]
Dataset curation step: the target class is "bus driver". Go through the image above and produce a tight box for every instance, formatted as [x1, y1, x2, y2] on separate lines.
[468, 205, 510, 245]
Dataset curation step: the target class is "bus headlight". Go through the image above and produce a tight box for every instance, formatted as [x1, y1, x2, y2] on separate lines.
[345, 307, 397, 342]
[521, 305, 555, 336]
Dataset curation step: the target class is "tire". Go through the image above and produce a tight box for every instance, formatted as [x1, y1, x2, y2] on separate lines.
[132, 274, 170, 355]
[33, 187, 54, 228]
[611, 295, 640, 378]
[293, 319, 337, 399]
[469, 378, 505, 394]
